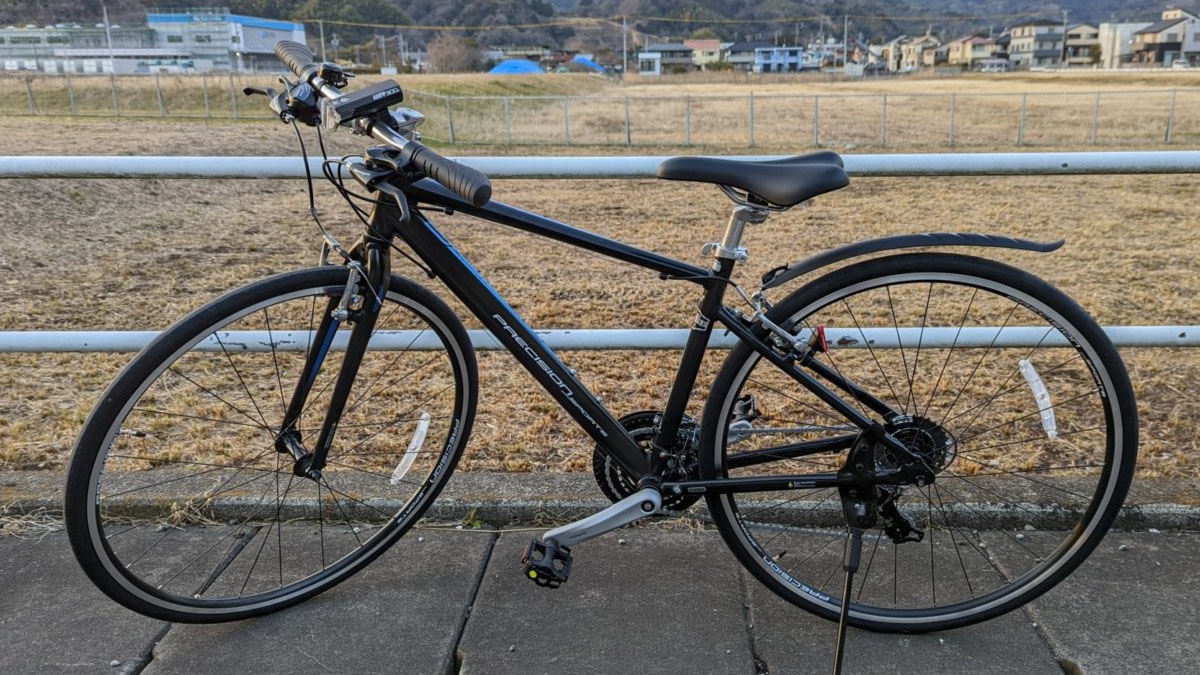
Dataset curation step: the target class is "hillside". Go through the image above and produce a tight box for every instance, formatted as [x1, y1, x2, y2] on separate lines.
[2, 0, 1194, 49]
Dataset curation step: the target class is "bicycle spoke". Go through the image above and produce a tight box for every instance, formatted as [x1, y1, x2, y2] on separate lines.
[214, 332, 272, 432]
[841, 297, 904, 412]
[167, 367, 271, 432]
[935, 303, 1019, 427]
[920, 287, 977, 420]
[886, 286, 915, 414]
[130, 407, 265, 429]
[263, 306, 288, 415]
[904, 282, 934, 414]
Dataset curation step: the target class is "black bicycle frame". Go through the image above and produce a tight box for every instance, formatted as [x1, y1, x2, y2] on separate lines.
[289, 176, 907, 493]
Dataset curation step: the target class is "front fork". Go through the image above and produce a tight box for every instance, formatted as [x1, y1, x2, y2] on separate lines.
[275, 241, 391, 479]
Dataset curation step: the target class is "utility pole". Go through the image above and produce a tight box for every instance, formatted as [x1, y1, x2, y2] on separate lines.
[378, 33, 386, 68]
[102, 3, 115, 74]
[622, 16, 628, 81]
[1061, 10, 1069, 68]
[842, 15, 849, 71]
[318, 20, 326, 61]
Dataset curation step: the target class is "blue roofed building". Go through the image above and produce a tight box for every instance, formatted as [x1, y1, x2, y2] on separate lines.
[488, 59, 544, 74]
[147, 8, 306, 71]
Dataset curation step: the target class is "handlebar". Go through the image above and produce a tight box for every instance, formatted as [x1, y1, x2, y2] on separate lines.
[272, 40, 492, 207]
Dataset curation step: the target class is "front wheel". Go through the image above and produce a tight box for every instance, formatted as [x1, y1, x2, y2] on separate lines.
[700, 253, 1137, 632]
[65, 266, 477, 623]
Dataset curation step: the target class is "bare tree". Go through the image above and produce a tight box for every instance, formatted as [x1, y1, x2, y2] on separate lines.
[427, 33, 483, 73]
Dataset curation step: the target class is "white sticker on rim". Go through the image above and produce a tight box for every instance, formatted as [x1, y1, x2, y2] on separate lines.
[391, 412, 431, 485]
[1018, 359, 1057, 439]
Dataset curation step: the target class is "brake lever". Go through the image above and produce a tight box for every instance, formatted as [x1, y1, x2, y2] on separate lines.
[242, 86, 277, 98]
[373, 181, 412, 226]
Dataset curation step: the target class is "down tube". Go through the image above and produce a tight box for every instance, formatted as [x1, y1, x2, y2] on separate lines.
[398, 211, 650, 477]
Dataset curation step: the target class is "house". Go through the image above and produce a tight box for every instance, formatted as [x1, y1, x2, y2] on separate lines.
[637, 50, 661, 75]
[643, 43, 693, 72]
[1008, 19, 1063, 68]
[1097, 21, 1152, 68]
[922, 42, 950, 67]
[1132, 8, 1200, 65]
[684, 39, 722, 69]
[900, 33, 939, 70]
[1064, 23, 1100, 65]
[879, 35, 908, 71]
[946, 35, 1002, 70]
[725, 41, 772, 71]
[754, 45, 817, 73]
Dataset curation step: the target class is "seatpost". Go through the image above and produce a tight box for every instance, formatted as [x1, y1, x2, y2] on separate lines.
[703, 204, 768, 264]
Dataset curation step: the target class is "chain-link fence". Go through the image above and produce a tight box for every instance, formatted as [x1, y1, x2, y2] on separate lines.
[2, 73, 1196, 149]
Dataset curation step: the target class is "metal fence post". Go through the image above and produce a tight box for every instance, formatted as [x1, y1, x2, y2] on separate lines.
[748, 92, 755, 147]
[1090, 92, 1100, 145]
[201, 73, 211, 118]
[24, 77, 36, 114]
[563, 96, 570, 145]
[154, 71, 166, 117]
[947, 93, 956, 147]
[812, 95, 820, 147]
[1017, 93, 1027, 146]
[624, 96, 631, 146]
[1165, 89, 1177, 144]
[109, 73, 119, 116]
[503, 97, 512, 145]
[685, 95, 692, 147]
[65, 74, 76, 116]
[228, 73, 237, 119]
[880, 94, 887, 146]
[445, 97, 456, 145]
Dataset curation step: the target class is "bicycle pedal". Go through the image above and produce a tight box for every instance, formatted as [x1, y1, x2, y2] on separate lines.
[521, 538, 572, 589]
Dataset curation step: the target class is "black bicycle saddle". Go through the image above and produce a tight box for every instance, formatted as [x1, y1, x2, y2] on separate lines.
[656, 150, 849, 207]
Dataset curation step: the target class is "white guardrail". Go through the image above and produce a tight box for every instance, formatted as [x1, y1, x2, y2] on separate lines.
[1, 151, 1198, 352]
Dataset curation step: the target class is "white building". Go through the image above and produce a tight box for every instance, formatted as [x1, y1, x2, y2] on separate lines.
[1097, 22, 1152, 68]
[753, 46, 818, 73]
[0, 7, 304, 74]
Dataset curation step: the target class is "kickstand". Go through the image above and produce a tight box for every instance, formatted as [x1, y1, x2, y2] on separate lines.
[831, 527, 864, 675]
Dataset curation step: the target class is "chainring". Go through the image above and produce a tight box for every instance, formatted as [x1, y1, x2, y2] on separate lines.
[591, 410, 701, 512]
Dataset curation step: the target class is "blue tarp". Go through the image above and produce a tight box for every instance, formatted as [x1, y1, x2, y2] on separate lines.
[488, 59, 543, 74]
[571, 55, 605, 72]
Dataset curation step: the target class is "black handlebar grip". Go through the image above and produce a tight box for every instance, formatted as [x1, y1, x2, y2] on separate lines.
[409, 144, 492, 207]
[274, 40, 316, 80]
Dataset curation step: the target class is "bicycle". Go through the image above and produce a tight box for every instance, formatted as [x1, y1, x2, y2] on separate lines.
[64, 41, 1137, 670]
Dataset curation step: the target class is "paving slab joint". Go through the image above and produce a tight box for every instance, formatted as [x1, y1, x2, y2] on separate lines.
[738, 567, 771, 675]
[1058, 657, 1085, 675]
[117, 621, 173, 675]
[446, 530, 499, 675]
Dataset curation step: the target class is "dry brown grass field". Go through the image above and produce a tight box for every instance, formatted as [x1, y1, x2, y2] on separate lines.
[5, 70, 1200, 149]
[1, 113, 1197, 481]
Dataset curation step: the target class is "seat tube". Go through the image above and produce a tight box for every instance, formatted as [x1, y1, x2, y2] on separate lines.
[652, 256, 735, 455]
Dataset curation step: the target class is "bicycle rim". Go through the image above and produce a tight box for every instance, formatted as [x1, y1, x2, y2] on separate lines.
[702, 254, 1135, 631]
[68, 268, 474, 619]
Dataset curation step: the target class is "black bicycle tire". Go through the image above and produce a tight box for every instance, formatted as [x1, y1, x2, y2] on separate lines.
[65, 266, 478, 623]
[699, 253, 1137, 633]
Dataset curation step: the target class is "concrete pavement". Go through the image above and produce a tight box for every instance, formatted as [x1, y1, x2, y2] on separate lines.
[2, 522, 1198, 674]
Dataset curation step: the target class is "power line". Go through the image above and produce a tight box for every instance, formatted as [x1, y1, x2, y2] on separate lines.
[297, 11, 1046, 34]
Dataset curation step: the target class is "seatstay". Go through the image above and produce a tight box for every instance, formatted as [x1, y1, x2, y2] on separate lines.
[760, 232, 1064, 290]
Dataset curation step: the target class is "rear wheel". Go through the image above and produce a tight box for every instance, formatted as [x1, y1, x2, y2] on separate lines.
[701, 253, 1137, 632]
[65, 266, 477, 623]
